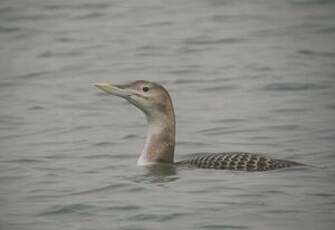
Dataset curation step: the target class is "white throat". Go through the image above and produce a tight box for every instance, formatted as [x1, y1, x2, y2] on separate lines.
[136, 112, 175, 165]
[137, 123, 163, 165]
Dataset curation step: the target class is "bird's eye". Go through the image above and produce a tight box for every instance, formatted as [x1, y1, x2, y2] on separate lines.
[142, 86, 149, 92]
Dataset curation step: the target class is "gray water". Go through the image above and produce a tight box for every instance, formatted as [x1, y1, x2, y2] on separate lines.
[1, 0, 335, 229]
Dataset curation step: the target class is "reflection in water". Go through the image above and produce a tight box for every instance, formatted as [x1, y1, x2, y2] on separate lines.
[131, 164, 179, 184]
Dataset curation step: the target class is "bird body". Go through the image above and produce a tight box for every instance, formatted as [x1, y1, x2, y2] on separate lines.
[176, 152, 302, 171]
[95, 80, 302, 171]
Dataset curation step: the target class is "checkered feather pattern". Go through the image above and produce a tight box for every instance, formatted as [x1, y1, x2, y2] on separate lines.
[176, 152, 302, 171]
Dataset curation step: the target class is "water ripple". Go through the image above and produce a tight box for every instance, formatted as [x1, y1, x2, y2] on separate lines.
[308, 192, 335, 197]
[82, 154, 114, 159]
[93, 141, 115, 147]
[39, 203, 94, 216]
[199, 85, 238, 92]
[15, 71, 49, 80]
[28, 105, 45, 110]
[177, 141, 211, 147]
[214, 118, 246, 123]
[122, 134, 140, 140]
[326, 104, 335, 110]
[273, 108, 308, 113]
[57, 125, 91, 134]
[68, 183, 131, 196]
[184, 36, 247, 46]
[2, 158, 44, 164]
[0, 26, 21, 33]
[172, 78, 204, 84]
[201, 224, 249, 230]
[298, 49, 335, 57]
[200, 127, 261, 136]
[104, 205, 141, 211]
[39, 50, 84, 58]
[42, 2, 111, 11]
[129, 212, 193, 222]
[137, 21, 173, 28]
[264, 82, 329, 91]
[263, 124, 301, 131]
[265, 209, 300, 214]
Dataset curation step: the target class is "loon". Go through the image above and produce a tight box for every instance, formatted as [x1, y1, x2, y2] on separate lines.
[95, 80, 302, 171]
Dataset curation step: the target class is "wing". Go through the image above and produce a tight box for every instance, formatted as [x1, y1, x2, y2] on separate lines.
[175, 152, 302, 171]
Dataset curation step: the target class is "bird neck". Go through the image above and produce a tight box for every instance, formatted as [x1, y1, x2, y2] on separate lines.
[137, 111, 175, 165]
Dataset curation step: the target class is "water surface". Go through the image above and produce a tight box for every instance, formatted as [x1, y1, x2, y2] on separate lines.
[1, 0, 335, 229]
